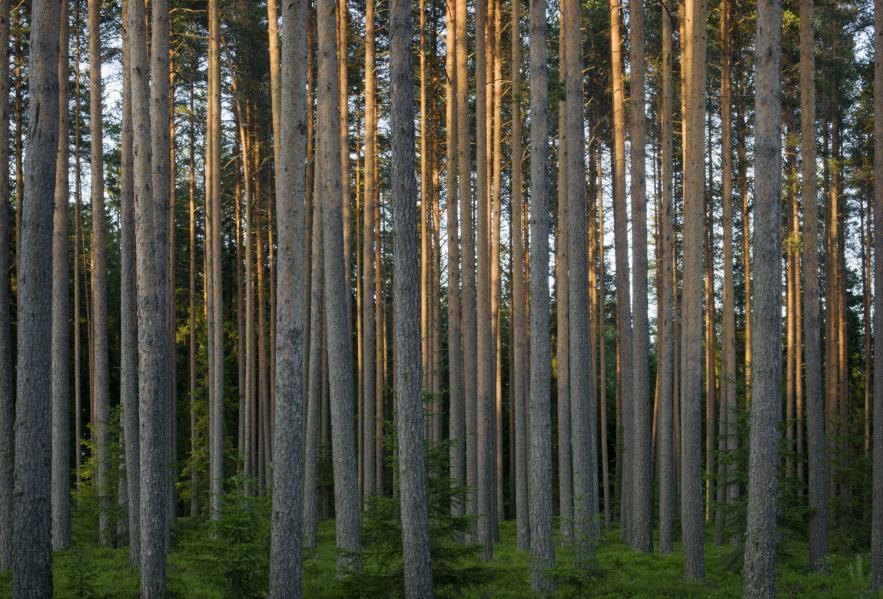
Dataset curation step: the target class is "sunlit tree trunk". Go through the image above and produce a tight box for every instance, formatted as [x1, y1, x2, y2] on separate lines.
[491, 0, 504, 530]
[362, 0, 377, 499]
[445, 0, 465, 520]
[88, 0, 112, 545]
[609, 0, 634, 537]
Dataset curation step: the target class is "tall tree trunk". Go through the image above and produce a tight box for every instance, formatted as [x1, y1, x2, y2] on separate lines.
[73, 0, 83, 482]
[556, 92, 571, 543]
[715, 0, 738, 546]
[150, 0, 172, 540]
[208, 0, 224, 519]
[657, 0, 675, 555]
[445, 0, 465, 519]
[269, 0, 308, 590]
[120, 0, 141, 561]
[864, 196, 872, 462]
[628, 0, 651, 553]
[88, 0, 111, 545]
[167, 61, 177, 530]
[609, 0, 634, 538]
[704, 156, 715, 526]
[743, 0, 783, 594]
[318, 0, 361, 572]
[389, 0, 435, 591]
[800, 0, 828, 570]
[129, 0, 168, 589]
[681, 0, 707, 580]
[12, 0, 60, 591]
[51, 0, 72, 552]
[474, 0, 495, 560]
[374, 150, 384, 492]
[739, 89, 752, 406]
[872, 0, 883, 587]
[456, 0, 478, 523]
[511, 0, 528, 550]
[304, 142, 324, 550]
[563, 0, 598, 555]
[188, 80, 198, 519]
[337, 2, 351, 324]
[597, 152, 610, 531]
[786, 142, 797, 481]
[362, 0, 377, 499]
[528, 0, 555, 585]
[491, 0, 504, 531]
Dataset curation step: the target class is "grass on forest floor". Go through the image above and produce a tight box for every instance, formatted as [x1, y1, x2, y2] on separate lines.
[0, 518, 878, 598]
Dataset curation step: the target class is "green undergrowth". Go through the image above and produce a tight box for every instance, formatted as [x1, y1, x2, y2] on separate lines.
[0, 519, 878, 597]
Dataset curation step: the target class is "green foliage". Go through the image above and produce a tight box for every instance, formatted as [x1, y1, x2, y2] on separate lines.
[73, 405, 128, 547]
[338, 438, 492, 598]
[178, 476, 271, 599]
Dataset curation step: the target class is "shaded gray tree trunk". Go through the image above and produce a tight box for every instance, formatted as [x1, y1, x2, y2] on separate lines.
[208, 0, 224, 519]
[608, 0, 634, 536]
[528, 0, 554, 586]
[303, 180, 323, 548]
[390, 0, 434, 591]
[149, 0, 172, 535]
[474, 0, 495, 561]
[12, 0, 60, 592]
[555, 91, 572, 545]
[801, 0, 828, 573]
[628, 0, 651, 554]
[120, 0, 140, 563]
[128, 0, 167, 591]
[742, 0, 783, 595]
[681, 0, 707, 580]
[510, 0, 529, 551]
[455, 0, 478, 525]
[269, 0, 308, 592]
[51, 0, 72, 552]
[872, 0, 883, 588]
[715, 0, 738, 547]
[562, 0, 598, 555]
[657, 0, 675, 556]
[0, 0, 12, 570]
[318, 0, 361, 573]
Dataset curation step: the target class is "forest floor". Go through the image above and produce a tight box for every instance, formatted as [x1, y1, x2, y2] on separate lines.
[0, 517, 875, 598]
